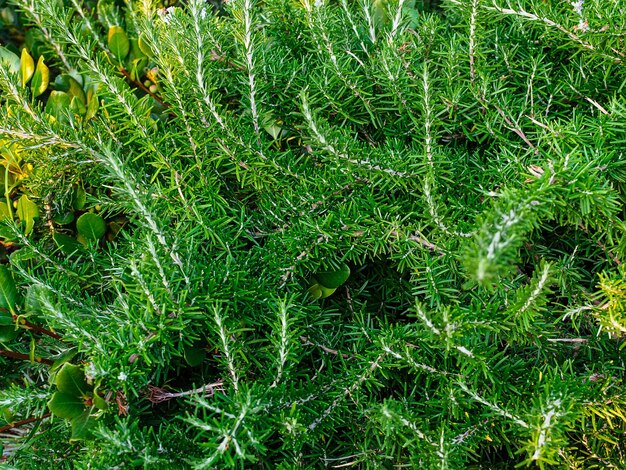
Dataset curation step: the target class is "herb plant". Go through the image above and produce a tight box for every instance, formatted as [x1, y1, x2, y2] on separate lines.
[1, 0, 626, 468]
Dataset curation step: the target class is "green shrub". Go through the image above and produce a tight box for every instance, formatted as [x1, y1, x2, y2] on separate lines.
[1, 0, 626, 467]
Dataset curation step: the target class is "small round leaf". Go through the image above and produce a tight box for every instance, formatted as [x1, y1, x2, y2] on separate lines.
[76, 213, 106, 242]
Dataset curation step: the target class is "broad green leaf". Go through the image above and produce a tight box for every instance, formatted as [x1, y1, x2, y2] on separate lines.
[9, 248, 37, 263]
[0, 310, 17, 343]
[20, 49, 34, 87]
[50, 347, 78, 373]
[0, 265, 18, 314]
[52, 211, 74, 225]
[47, 392, 85, 420]
[183, 342, 207, 367]
[76, 213, 106, 242]
[25, 284, 53, 316]
[262, 113, 282, 140]
[0, 325, 18, 342]
[16, 194, 39, 236]
[70, 95, 87, 116]
[53, 233, 85, 256]
[0, 309, 13, 326]
[93, 393, 108, 410]
[72, 186, 86, 210]
[54, 363, 90, 396]
[137, 33, 154, 57]
[70, 410, 95, 441]
[373, 0, 390, 28]
[0, 46, 20, 73]
[54, 74, 86, 105]
[108, 26, 130, 60]
[45, 91, 71, 123]
[314, 263, 350, 289]
[307, 283, 323, 299]
[31, 55, 49, 98]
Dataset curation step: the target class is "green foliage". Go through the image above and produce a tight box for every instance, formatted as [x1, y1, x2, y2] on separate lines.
[0, 0, 625, 467]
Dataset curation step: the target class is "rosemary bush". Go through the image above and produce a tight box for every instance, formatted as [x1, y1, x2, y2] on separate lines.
[1, 0, 626, 467]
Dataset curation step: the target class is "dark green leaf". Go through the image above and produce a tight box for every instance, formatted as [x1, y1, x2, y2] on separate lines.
[0, 265, 18, 314]
[54, 363, 90, 396]
[47, 392, 85, 420]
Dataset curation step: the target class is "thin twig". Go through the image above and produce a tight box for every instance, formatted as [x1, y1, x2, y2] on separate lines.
[147, 381, 225, 404]
[0, 413, 51, 434]
[546, 338, 588, 343]
[300, 336, 351, 359]
[0, 350, 53, 365]
[20, 318, 62, 340]
[119, 68, 167, 106]
[493, 104, 535, 150]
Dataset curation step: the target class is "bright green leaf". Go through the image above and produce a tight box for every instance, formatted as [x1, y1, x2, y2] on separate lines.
[50, 348, 78, 373]
[76, 213, 106, 242]
[52, 211, 74, 225]
[53, 233, 85, 256]
[108, 26, 130, 61]
[85, 90, 99, 121]
[72, 186, 86, 210]
[93, 393, 108, 411]
[70, 96, 87, 116]
[137, 33, 154, 57]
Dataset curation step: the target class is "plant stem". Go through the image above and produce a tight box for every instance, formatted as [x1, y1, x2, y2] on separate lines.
[0, 309, 63, 341]
[20, 318, 63, 340]
[119, 68, 166, 106]
[0, 412, 51, 434]
[4, 162, 12, 221]
[0, 349, 53, 365]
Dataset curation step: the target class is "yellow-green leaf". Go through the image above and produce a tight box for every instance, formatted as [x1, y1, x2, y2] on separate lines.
[45, 91, 71, 123]
[30, 55, 49, 98]
[54, 74, 86, 105]
[20, 49, 34, 87]
[85, 90, 99, 121]
[16, 194, 39, 236]
[0, 201, 10, 221]
[137, 33, 154, 57]
[108, 26, 130, 60]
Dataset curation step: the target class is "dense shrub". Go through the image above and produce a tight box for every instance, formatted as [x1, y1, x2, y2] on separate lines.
[1, 0, 626, 467]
